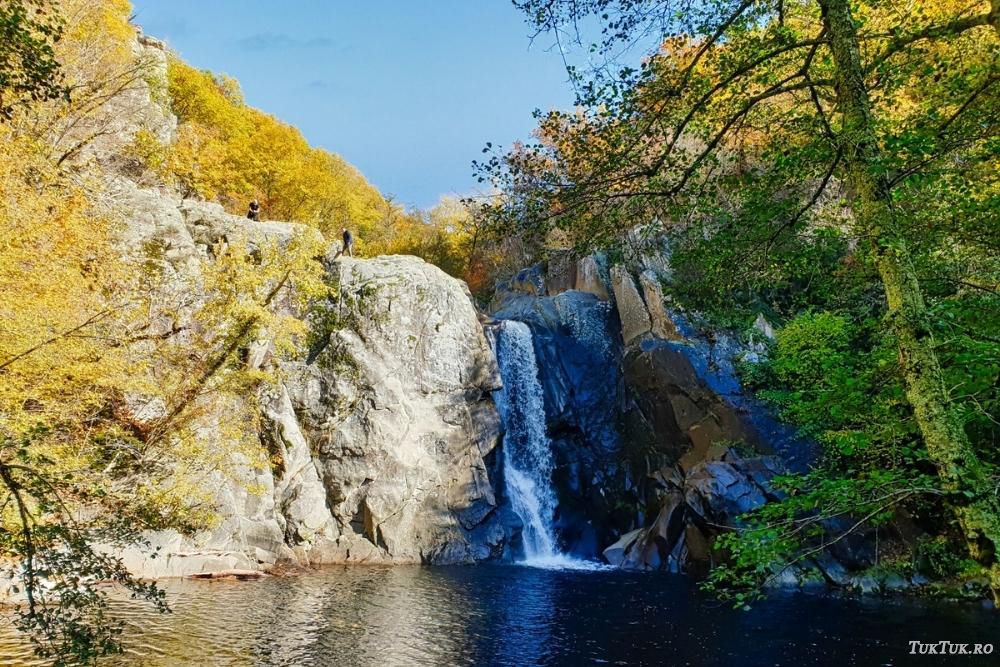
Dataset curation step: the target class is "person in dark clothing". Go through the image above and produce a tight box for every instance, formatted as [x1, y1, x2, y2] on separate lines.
[247, 199, 260, 221]
[335, 227, 354, 258]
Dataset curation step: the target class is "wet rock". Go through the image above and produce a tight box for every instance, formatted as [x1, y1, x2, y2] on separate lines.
[603, 528, 645, 567]
[618, 491, 687, 570]
[812, 553, 851, 586]
[798, 568, 829, 593]
[852, 574, 880, 594]
[493, 289, 626, 557]
[510, 264, 546, 296]
[685, 460, 768, 520]
[622, 340, 762, 465]
[766, 568, 801, 590]
[606, 450, 780, 572]
[883, 572, 910, 592]
[684, 524, 712, 563]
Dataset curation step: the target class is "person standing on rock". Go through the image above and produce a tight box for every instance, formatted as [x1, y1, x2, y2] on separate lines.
[335, 227, 354, 258]
[247, 199, 260, 221]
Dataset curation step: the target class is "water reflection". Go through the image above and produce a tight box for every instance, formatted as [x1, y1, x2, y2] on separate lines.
[494, 566, 556, 665]
[2, 565, 997, 666]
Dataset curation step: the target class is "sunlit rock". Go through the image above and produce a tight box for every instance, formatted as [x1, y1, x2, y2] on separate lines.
[638, 270, 683, 341]
[610, 265, 652, 345]
[574, 254, 610, 300]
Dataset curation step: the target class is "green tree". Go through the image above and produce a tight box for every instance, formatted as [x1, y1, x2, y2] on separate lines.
[485, 0, 1000, 599]
[0, 0, 68, 120]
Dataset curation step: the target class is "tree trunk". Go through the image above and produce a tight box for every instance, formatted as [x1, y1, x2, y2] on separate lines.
[819, 0, 1000, 602]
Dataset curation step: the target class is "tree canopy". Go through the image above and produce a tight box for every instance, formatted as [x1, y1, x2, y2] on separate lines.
[0, 0, 68, 119]
[483, 0, 1000, 603]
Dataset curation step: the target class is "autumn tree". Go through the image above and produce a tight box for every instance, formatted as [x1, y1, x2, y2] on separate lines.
[164, 58, 386, 238]
[4, 0, 165, 168]
[0, 0, 68, 119]
[0, 2, 330, 662]
[484, 0, 1000, 600]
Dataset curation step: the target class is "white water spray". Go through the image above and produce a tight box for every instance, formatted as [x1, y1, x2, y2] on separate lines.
[490, 320, 602, 570]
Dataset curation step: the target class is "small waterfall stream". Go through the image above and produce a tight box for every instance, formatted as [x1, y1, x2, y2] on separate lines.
[490, 320, 597, 569]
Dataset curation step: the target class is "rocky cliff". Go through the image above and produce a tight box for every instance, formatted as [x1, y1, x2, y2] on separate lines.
[47, 26, 875, 589]
[114, 197, 508, 576]
[278, 256, 505, 566]
[489, 251, 880, 588]
[41, 32, 512, 578]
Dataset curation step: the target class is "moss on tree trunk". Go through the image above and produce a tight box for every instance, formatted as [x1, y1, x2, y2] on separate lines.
[820, 0, 1000, 602]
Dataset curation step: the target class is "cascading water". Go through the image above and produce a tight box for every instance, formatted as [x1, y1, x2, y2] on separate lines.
[490, 320, 599, 569]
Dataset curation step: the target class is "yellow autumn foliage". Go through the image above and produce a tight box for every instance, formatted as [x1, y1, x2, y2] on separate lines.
[0, 126, 135, 438]
[0, 0, 332, 536]
[164, 59, 387, 241]
[1, 0, 487, 547]
[161, 59, 491, 287]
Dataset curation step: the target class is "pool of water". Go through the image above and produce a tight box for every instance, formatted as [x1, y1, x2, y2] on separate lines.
[2, 564, 997, 666]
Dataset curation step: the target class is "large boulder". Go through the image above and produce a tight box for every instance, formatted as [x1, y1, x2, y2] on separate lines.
[282, 256, 505, 564]
[603, 450, 780, 572]
[610, 266, 652, 345]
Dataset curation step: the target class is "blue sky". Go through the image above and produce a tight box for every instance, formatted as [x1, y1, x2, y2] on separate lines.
[130, 1, 580, 209]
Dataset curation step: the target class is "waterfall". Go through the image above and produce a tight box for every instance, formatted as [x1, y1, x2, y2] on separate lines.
[490, 320, 596, 569]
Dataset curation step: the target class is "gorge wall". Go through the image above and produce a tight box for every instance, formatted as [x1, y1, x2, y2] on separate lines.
[47, 31, 512, 578]
[488, 252, 877, 587]
[93, 28, 869, 588]
[114, 192, 867, 585]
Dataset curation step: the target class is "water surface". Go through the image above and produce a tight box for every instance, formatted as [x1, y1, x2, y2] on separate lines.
[3, 565, 997, 666]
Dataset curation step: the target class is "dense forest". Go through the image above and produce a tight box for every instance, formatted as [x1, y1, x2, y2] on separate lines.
[1, 0, 999, 664]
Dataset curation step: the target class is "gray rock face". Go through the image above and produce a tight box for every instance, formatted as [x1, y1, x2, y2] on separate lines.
[491, 288, 625, 556]
[575, 255, 611, 301]
[281, 256, 505, 565]
[111, 177, 310, 274]
[610, 266, 652, 345]
[638, 270, 682, 341]
[63, 32, 177, 168]
[103, 186, 509, 575]
[68, 35, 512, 576]
[623, 339, 763, 467]
[545, 251, 578, 296]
